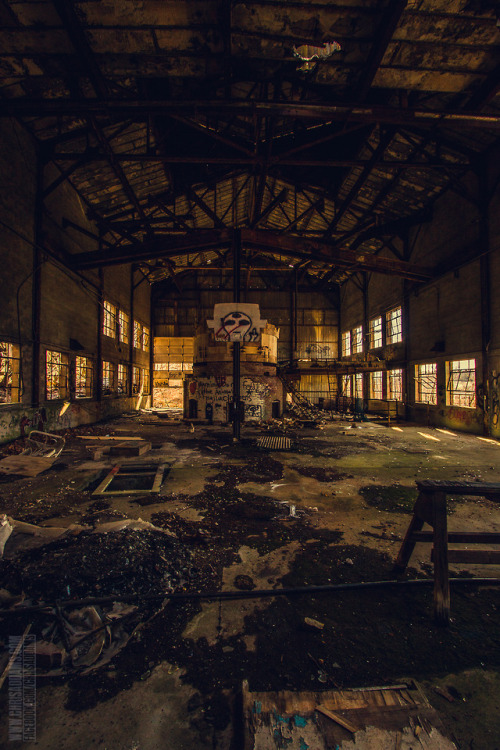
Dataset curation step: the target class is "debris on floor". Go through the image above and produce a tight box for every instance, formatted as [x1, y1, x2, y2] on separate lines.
[242, 680, 456, 749]
[0, 518, 198, 676]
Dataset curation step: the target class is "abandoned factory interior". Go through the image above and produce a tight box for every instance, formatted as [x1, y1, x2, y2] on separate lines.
[2, 1, 500, 748]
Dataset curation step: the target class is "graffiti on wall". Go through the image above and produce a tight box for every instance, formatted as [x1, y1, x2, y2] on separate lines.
[187, 375, 278, 421]
[0, 397, 139, 445]
[303, 343, 331, 358]
[207, 303, 267, 343]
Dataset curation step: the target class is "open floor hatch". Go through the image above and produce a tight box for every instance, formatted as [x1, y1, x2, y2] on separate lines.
[92, 462, 170, 496]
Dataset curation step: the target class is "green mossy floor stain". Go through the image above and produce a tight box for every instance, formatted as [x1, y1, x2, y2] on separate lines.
[359, 484, 418, 513]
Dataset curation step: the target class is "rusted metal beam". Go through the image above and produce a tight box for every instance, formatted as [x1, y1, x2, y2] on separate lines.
[279, 198, 324, 234]
[3, 99, 500, 130]
[186, 186, 226, 228]
[51, 0, 109, 98]
[167, 114, 255, 157]
[324, 128, 394, 238]
[252, 188, 288, 227]
[148, 195, 192, 232]
[48, 151, 472, 169]
[71, 228, 432, 282]
[52, 0, 152, 236]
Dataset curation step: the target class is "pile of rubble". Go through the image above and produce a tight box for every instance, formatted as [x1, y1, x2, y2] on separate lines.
[0, 519, 197, 677]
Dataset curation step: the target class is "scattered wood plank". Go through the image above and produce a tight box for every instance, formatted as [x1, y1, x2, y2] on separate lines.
[433, 685, 455, 702]
[0, 624, 32, 690]
[242, 681, 454, 749]
[77, 436, 144, 441]
[316, 705, 358, 734]
[109, 441, 152, 457]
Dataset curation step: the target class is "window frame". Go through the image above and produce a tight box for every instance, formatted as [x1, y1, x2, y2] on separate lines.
[352, 325, 363, 354]
[103, 300, 117, 339]
[369, 316, 383, 349]
[75, 356, 94, 399]
[447, 358, 476, 409]
[354, 372, 363, 399]
[386, 306, 403, 345]
[46, 350, 70, 401]
[341, 330, 351, 357]
[341, 374, 352, 397]
[118, 309, 129, 345]
[387, 368, 403, 402]
[0, 341, 21, 404]
[117, 363, 129, 396]
[143, 367, 150, 394]
[370, 370, 383, 400]
[132, 365, 142, 394]
[415, 362, 437, 405]
[102, 360, 116, 396]
[133, 320, 142, 350]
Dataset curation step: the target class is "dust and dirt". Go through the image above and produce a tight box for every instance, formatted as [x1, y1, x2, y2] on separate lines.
[1, 416, 500, 750]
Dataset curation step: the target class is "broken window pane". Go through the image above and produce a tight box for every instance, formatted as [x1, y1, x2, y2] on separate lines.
[341, 374, 352, 397]
[142, 326, 150, 352]
[102, 360, 116, 396]
[447, 358, 476, 408]
[46, 350, 69, 400]
[132, 365, 142, 394]
[103, 301, 117, 339]
[117, 363, 129, 395]
[0, 341, 20, 403]
[415, 362, 437, 405]
[386, 307, 402, 344]
[75, 356, 94, 399]
[388, 369, 403, 401]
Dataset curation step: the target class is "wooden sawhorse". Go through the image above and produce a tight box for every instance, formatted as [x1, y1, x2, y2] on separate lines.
[394, 480, 500, 624]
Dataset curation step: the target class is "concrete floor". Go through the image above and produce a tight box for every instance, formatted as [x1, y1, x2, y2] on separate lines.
[1, 414, 500, 749]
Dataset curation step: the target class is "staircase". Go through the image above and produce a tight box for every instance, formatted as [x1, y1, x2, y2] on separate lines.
[278, 368, 321, 419]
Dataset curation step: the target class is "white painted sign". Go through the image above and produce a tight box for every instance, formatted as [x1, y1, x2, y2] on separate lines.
[207, 303, 267, 343]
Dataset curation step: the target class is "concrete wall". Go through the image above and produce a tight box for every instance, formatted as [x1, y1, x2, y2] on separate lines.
[340, 150, 500, 436]
[0, 119, 152, 444]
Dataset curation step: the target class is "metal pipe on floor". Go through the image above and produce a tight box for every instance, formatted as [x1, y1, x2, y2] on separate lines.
[2, 577, 500, 616]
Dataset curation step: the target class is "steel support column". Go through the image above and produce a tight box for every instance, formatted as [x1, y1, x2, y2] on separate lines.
[479, 162, 491, 436]
[31, 159, 44, 407]
[232, 229, 241, 441]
